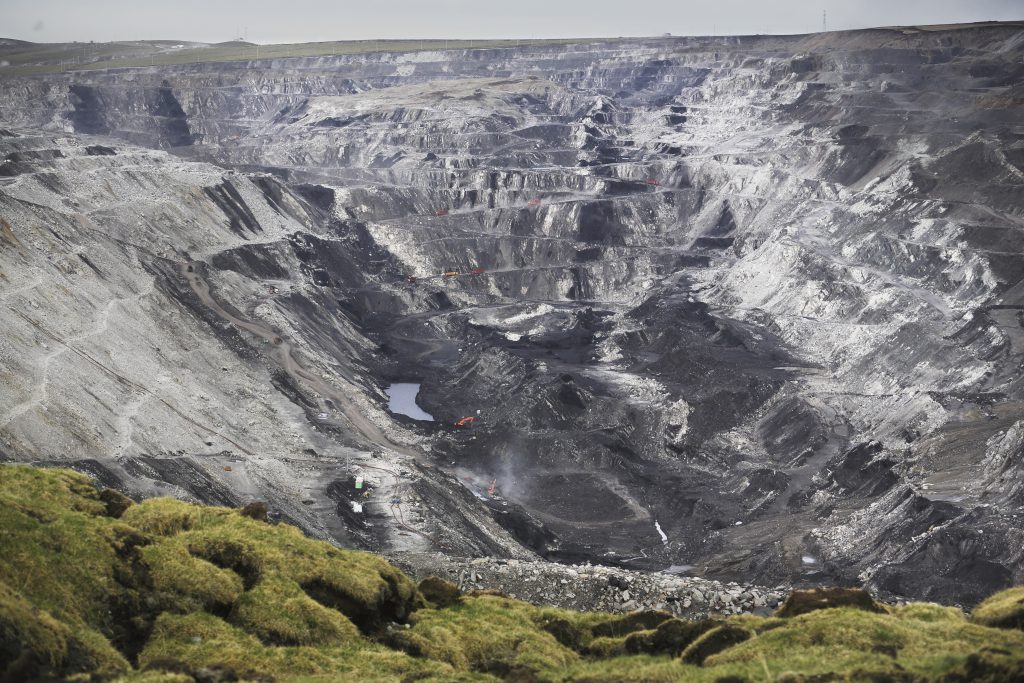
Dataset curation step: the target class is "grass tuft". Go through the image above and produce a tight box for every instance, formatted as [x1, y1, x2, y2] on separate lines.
[418, 576, 462, 608]
[972, 586, 1024, 630]
[121, 498, 203, 537]
[139, 542, 245, 613]
[774, 586, 884, 618]
[231, 576, 360, 646]
[680, 623, 752, 664]
[389, 594, 579, 676]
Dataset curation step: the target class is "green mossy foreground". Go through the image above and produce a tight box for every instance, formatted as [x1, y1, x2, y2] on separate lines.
[1, 465, 1023, 682]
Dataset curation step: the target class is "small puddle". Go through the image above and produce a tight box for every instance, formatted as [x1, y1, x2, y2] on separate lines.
[386, 383, 434, 421]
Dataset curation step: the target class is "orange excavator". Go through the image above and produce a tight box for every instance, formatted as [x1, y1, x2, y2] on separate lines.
[443, 270, 459, 277]
[455, 416, 476, 427]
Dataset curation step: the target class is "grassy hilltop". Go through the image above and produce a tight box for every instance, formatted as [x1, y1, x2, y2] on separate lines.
[1, 463, 1022, 682]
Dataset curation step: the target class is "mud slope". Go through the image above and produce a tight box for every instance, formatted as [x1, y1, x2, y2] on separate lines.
[1, 24, 1022, 605]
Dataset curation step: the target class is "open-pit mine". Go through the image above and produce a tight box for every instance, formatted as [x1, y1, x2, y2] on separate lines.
[1, 23, 1023, 611]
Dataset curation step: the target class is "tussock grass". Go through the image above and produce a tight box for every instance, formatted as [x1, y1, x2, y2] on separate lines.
[231, 576, 360, 646]
[1, 464, 1023, 682]
[138, 611, 462, 681]
[388, 594, 580, 675]
[139, 542, 245, 612]
[973, 586, 1024, 630]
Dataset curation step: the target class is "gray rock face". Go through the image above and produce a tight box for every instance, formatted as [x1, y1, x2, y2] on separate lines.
[1, 25, 1022, 606]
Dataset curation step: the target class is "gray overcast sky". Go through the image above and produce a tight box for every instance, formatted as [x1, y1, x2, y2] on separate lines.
[1, 0, 1021, 43]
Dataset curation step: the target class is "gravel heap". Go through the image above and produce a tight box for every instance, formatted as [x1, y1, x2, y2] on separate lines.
[393, 552, 788, 618]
